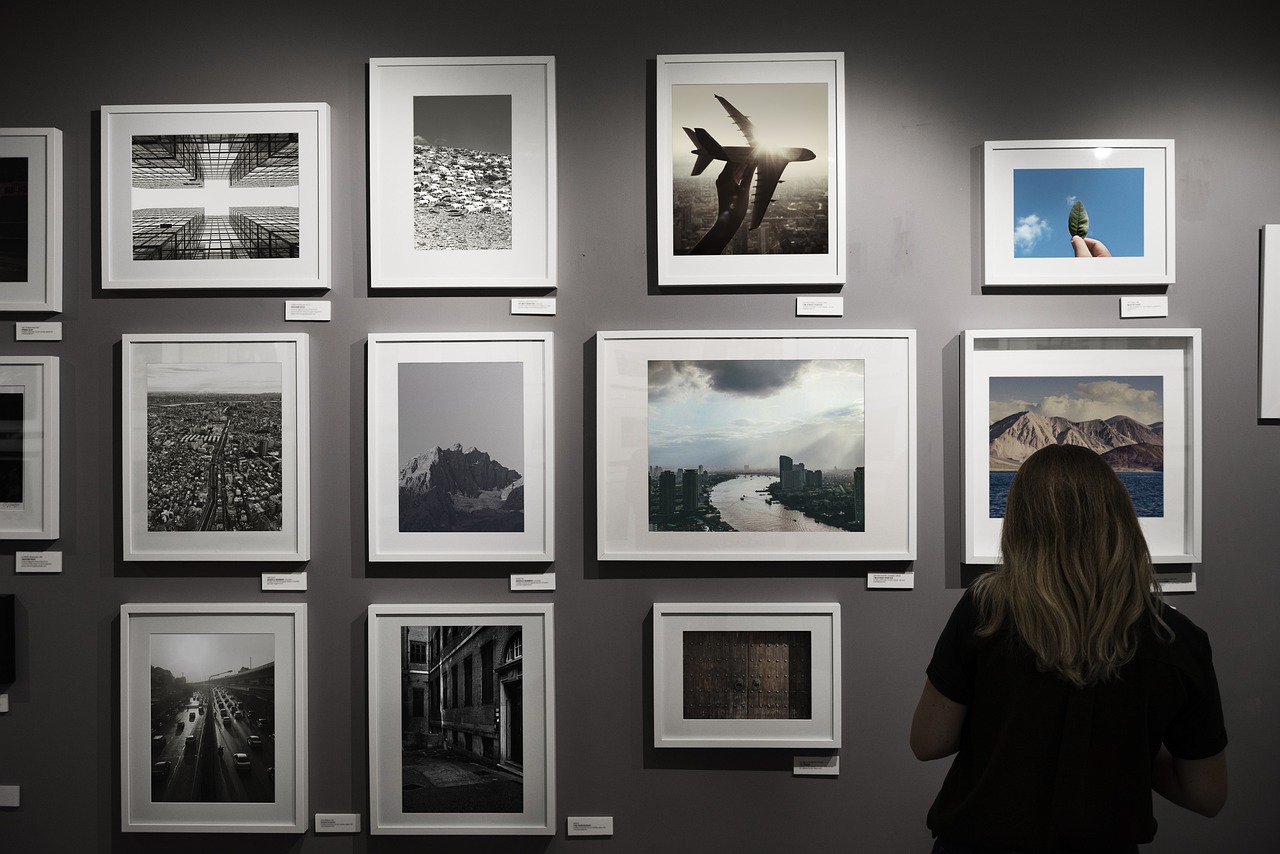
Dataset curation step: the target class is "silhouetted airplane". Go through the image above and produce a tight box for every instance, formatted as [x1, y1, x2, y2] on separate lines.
[683, 95, 816, 230]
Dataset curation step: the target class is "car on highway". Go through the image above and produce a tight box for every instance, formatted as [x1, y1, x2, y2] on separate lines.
[152, 761, 172, 778]
[247, 735, 263, 748]
[233, 753, 251, 772]
[151, 735, 165, 751]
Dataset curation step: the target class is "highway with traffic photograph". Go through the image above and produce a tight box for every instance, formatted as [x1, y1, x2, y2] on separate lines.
[150, 686, 275, 803]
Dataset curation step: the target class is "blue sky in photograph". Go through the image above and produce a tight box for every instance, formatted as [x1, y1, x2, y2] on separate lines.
[1013, 167, 1144, 257]
[647, 359, 864, 470]
[989, 375, 1163, 426]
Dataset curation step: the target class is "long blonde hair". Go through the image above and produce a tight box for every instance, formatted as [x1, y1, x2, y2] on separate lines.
[972, 443, 1171, 687]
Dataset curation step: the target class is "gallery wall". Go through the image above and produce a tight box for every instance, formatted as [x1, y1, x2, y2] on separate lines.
[1, 1, 1277, 851]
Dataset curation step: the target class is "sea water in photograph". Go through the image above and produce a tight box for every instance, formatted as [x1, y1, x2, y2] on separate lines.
[130, 134, 301, 260]
[412, 95, 512, 251]
[0, 156, 28, 281]
[988, 375, 1163, 517]
[400, 625, 524, 813]
[146, 361, 284, 532]
[1012, 166, 1144, 258]
[0, 390, 21, 504]
[398, 361, 524, 533]
[149, 633, 276, 804]
[671, 83, 828, 256]
[647, 359, 865, 532]
[683, 630, 812, 720]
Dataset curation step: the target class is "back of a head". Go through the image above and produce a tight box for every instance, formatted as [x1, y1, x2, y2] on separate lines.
[978, 444, 1164, 686]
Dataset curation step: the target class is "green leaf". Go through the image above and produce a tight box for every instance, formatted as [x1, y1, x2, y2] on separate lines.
[1068, 200, 1090, 238]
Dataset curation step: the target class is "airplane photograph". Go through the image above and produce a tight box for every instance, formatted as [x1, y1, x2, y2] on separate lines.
[671, 83, 829, 256]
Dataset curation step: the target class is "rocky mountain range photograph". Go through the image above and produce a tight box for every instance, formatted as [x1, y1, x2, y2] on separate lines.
[399, 443, 524, 533]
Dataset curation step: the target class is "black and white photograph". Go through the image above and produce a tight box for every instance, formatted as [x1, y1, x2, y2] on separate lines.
[0, 388, 23, 505]
[398, 361, 524, 534]
[0, 128, 60, 311]
[121, 603, 307, 833]
[368, 57, 555, 289]
[0, 357, 57, 539]
[682, 630, 812, 720]
[148, 632, 277, 804]
[102, 104, 329, 290]
[654, 603, 839, 748]
[412, 96, 512, 251]
[400, 624, 525, 814]
[146, 361, 284, 533]
[130, 133, 301, 260]
[656, 53, 845, 287]
[368, 604, 555, 835]
[367, 333, 553, 562]
[123, 334, 309, 561]
[0, 155, 28, 282]
[597, 330, 915, 561]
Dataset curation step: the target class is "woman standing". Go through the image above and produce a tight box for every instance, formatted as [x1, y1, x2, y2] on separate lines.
[911, 444, 1227, 853]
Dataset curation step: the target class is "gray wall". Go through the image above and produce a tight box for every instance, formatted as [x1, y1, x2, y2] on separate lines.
[1, 2, 1275, 851]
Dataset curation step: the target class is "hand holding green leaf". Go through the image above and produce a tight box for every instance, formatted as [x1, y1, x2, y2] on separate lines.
[1068, 200, 1090, 238]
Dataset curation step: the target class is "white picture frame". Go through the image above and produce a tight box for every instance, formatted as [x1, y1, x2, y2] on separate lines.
[962, 328, 1202, 564]
[1260, 225, 1280, 419]
[982, 139, 1175, 287]
[366, 332, 553, 561]
[368, 56, 556, 290]
[121, 333, 309, 561]
[0, 128, 62, 311]
[120, 602, 308, 833]
[0, 355, 58, 539]
[368, 603, 555, 835]
[101, 103, 330, 290]
[597, 329, 915, 561]
[656, 52, 846, 288]
[653, 602, 841, 748]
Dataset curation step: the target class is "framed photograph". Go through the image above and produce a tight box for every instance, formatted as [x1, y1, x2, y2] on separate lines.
[120, 602, 308, 833]
[1260, 225, 1280, 419]
[656, 52, 845, 288]
[962, 329, 1202, 564]
[982, 139, 1175, 287]
[653, 602, 840, 748]
[101, 103, 330, 290]
[0, 128, 61, 311]
[0, 356, 57, 539]
[121, 333, 309, 561]
[368, 603, 555, 835]
[597, 329, 915, 561]
[368, 56, 556, 290]
[367, 332, 553, 561]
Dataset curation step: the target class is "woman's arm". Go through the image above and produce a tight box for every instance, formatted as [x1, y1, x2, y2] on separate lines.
[910, 678, 967, 761]
[1152, 746, 1228, 817]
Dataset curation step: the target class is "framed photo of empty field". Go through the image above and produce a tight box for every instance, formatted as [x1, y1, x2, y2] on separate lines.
[121, 333, 309, 561]
[368, 56, 556, 289]
[119, 602, 308, 833]
[0, 128, 62, 311]
[366, 332, 553, 561]
[982, 139, 1174, 287]
[367, 603, 556, 834]
[0, 355, 58, 539]
[962, 328, 1202, 564]
[596, 329, 915, 561]
[101, 103, 330, 290]
[653, 602, 840, 748]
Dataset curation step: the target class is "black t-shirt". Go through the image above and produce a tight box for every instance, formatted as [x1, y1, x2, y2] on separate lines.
[925, 589, 1227, 853]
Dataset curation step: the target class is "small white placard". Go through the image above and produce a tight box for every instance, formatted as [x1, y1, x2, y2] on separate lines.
[796, 296, 844, 317]
[0, 785, 19, 807]
[15, 551, 61, 574]
[1155, 571, 1197, 594]
[284, 300, 332, 322]
[511, 297, 556, 315]
[315, 813, 360, 833]
[15, 322, 62, 341]
[261, 571, 308, 592]
[567, 816, 614, 837]
[1119, 296, 1169, 318]
[867, 571, 913, 589]
[510, 572, 556, 592]
[794, 755, 840, 776]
